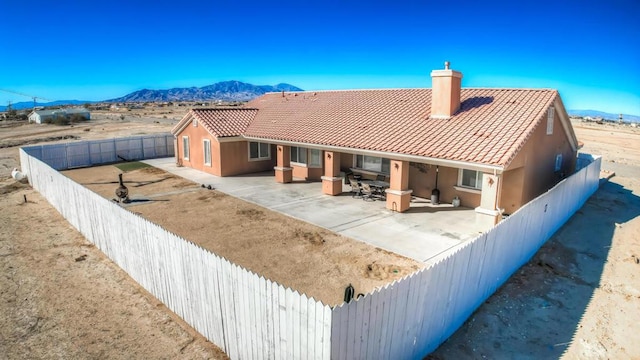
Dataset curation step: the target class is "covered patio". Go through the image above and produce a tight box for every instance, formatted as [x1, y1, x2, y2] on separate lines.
[144, 157, 481, 264]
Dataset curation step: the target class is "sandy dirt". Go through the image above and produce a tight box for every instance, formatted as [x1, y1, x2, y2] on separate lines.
[428, 121, 640, 359]
[62, 164, 422, 306]
[2, 113, 639, 358]
[1, 113, 229, 359]
[0, 179, 228, 359]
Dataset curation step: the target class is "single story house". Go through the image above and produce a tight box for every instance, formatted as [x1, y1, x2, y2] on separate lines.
[171, 63, 579, 227]
[28, 108, 91, 124]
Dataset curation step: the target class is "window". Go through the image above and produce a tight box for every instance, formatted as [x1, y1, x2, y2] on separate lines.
[309, 149, 322, 167]
[290, 146, 307, 164]
[182, 136, 190, 160]
[546, 107, 554, 135]
[290, 147, 322, 167]
[355, 155, 390, 174]
[192, 118, 198, 127]
[249, 142, 270, 160]
[458, 169, 483, 190]
[203, 139, 211, 166]
[555, 154, 563, 172]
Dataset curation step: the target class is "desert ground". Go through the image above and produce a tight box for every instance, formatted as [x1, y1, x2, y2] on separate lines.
[1, 109, 639, 359]
[429, 121, 640, 359]
[62, 164, 421, 306]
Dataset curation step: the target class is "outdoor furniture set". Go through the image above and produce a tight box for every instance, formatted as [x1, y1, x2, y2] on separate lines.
[349, 174, 390, 201]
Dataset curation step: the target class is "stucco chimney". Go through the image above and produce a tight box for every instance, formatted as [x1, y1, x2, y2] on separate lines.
[430, 61, 463, 118]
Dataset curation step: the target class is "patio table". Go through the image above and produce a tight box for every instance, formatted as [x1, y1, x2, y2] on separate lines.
[360, 180, 389, 200]
[367, 180, 390, 189]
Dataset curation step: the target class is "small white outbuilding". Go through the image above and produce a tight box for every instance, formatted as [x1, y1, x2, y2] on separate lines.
[28, 108, 90, 124]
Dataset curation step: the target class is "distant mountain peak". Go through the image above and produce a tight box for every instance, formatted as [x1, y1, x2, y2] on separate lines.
[107, 81, 304, 103]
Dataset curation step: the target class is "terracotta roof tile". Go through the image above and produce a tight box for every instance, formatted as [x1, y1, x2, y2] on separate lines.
[172, 108, 257, 138]
[244, 88, 558, 167]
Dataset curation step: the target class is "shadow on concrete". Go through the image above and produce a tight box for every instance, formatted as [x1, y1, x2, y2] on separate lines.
[427, 179, 640, 359]
[404, 205, 471, 214]
[231, 171, 275, 178]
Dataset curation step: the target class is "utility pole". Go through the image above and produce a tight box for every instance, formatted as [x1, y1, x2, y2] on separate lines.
[0, 89, 52, 112]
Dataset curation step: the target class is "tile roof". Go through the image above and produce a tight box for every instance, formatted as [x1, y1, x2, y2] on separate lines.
[172, 108, 257, 138]
[243, 88, 560, 167]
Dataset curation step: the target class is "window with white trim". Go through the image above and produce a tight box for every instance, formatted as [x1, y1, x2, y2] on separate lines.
[248, 142, 270, 160]
[309, 149, 322, 167]
[203, 139, 211, 166]
[182, 136, 190, 160]
[291, 146, 307, 164]
[354, 155, 390, 174]
[458, 169, 483, 190]
[290, 147, 322, 167]
[555, 154, 563, 172]
[546, 107, 554, 135]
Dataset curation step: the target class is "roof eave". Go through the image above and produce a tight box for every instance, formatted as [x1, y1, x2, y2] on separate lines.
[241, 135, 504, 173]
[170, 111, 194, 135]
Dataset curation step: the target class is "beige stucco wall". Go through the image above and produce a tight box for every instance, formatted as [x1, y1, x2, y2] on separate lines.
[502, 104, 577, 213]
[499, 167, 525, 214]
[175, 121, 221, 176]
[219, 141, 275, 177]
[175, 123, 275, 177]
[339, 154, 354, 172]
[292, 164, 324, 180]
[408, 165, 481, 208]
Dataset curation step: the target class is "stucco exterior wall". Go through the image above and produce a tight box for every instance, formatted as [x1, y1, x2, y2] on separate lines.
[504, 104, 577, 211]
[408, 165, 481, 208]
[218, 141, 275, 177]
[339, 153, 354, 172]
[500, 167, 525, 215]
[292, 164, 323, 180]
[175, 123, 276, 177]
[175, 121, 220, 175]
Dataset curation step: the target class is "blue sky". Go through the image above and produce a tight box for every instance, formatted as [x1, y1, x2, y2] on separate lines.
[1, 0, 639, 115]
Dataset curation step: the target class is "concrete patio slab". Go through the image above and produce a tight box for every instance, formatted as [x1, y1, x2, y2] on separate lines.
[143, 158, 481, 264]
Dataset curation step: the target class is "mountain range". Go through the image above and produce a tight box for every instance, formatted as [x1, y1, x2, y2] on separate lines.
[0, 81, 303, 111]
[107, 81, 303, 102]
[1, 99, 88, 111]
[1, 81, 638, 123]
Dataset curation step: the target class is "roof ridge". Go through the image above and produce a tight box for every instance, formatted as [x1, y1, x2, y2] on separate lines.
[192, 107, 258, 111]
[263, 88, 427, 94]
[263, 88, 558, 94]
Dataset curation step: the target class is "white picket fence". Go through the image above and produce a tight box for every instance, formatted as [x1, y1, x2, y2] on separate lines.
[19, 148, 332, 360]
[19, 139, 601, 360]
[330, 153, 602, 359]
[21, 134, 174, 170]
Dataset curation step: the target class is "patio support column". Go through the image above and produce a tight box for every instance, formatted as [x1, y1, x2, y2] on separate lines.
[274, 145, 292, 183]
[386, 160, 412, 212]
[475, 173, 503, 229]
[321, 151, 342, 195]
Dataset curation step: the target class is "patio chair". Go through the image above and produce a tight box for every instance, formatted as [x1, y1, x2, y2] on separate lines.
[361, 183, 375, 201]
[349, 179, 363, 198]
[373, 184, 386, 200]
